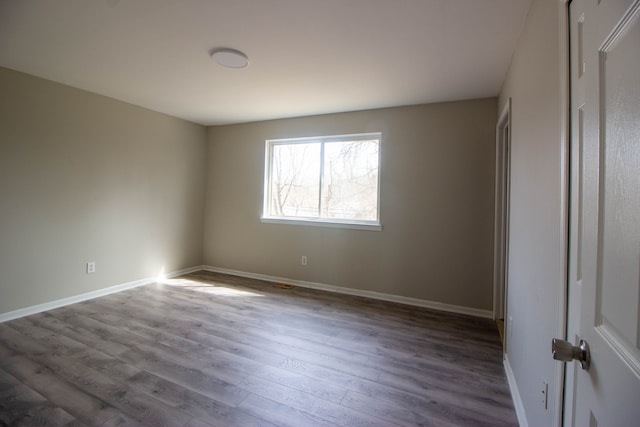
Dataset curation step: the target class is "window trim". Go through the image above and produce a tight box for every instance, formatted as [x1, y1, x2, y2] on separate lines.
[261, 132, 382, 231]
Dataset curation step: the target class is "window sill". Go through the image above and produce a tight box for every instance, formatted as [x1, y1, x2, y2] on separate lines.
[260, 217, 382, 231]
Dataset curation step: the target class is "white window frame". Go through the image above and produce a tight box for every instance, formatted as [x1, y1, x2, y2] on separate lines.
[261, 132, 382, 231]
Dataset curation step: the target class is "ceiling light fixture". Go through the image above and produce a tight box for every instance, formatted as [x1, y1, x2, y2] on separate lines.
[210, 48, 249, 69]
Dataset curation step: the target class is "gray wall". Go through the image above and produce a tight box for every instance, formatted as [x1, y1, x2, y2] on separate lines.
[204, 99, 497, 311]
[0, 67, 207, 314]
[498, 0, 566, 425]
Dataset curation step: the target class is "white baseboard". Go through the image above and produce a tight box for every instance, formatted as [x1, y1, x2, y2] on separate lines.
[504, 354, 528, 427]
[201, 265, 493, 319]
[0, 265, 202, 323]
[1, 264, 493, 323]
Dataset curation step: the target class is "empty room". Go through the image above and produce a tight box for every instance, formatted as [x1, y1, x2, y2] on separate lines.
[1, 0, 639, 426]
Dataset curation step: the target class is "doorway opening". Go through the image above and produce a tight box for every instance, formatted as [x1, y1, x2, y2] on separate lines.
[494, 99, 512, 347]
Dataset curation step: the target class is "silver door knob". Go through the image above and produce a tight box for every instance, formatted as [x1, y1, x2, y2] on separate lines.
[551, 338, 591, 370]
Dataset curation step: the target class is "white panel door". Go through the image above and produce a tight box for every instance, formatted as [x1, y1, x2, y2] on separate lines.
[567, 0, 640, 425]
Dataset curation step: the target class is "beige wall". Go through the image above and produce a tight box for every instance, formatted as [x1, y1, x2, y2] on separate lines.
[498, 0, 567, 425]
[0, 67, 499, 316]
[0, 67, 207, 314]
[204, 99, 497, 311]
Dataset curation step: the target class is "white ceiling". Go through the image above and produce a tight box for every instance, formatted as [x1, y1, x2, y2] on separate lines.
[0, 0, 532, 126]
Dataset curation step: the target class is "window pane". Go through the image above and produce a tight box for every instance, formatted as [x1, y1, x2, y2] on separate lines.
[264, 133, 381, 227]
[321, 139, 379, 220]
[269, 142, 321, 217]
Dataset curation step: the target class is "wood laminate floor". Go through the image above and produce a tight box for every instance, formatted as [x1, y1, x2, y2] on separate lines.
[0, 271, 517, 427]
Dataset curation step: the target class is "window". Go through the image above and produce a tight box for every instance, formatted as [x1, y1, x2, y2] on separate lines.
[262, 133, 381, 230]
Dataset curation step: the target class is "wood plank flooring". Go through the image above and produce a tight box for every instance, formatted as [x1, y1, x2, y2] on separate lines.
[0, 271, 517, 426]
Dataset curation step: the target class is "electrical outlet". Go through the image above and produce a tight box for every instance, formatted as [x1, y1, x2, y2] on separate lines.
[87, 262, 96, 274]
[301, 256, 307, 266]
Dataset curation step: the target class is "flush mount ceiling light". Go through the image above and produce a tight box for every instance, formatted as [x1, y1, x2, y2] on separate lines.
[210, 48, 249, 69]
